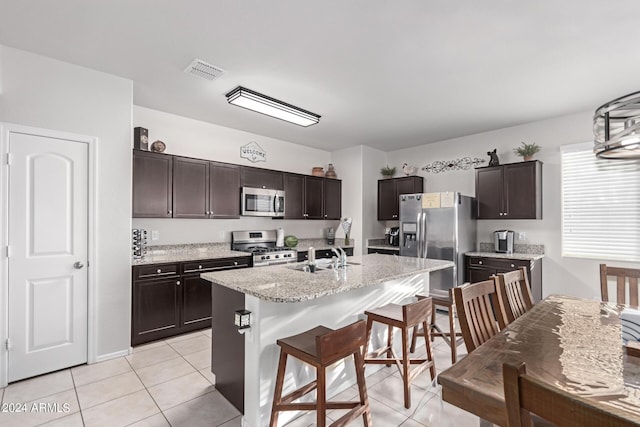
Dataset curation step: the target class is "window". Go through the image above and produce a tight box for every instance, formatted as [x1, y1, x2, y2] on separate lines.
[562, 142, 640, 261]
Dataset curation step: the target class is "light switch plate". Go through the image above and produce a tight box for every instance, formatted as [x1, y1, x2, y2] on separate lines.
[518, 232, 526, 241]
[151, 230, 159, 241]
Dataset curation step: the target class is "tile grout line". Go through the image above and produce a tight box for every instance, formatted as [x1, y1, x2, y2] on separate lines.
[69, 368, 87, 427]
[122, 352, 170, 426]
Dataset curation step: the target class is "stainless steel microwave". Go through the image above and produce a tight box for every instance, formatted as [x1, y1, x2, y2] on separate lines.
[241, 187, 285, 217]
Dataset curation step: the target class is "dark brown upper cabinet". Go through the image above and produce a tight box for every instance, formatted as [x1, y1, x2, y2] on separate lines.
[173, 156, 209, 219]
[475, 160, 542, 220]
[241, 166, 283, 190]
[377, 176, 424, 220]
[132, 150, 173, 218]
[284, 173, 341, 220]
[284, 173, 305, 219]
[172, 157, 240, 219]
[209, 163, 240, 218]
[323, 178, 341, 220]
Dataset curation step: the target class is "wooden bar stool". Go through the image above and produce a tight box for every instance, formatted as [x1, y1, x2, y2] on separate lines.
[269, 320, 371, 427]
[363, 297, 436, 409]
[410, 290, 464, 364]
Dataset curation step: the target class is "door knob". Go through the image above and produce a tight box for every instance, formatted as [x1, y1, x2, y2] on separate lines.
[73, 262, 84, 269]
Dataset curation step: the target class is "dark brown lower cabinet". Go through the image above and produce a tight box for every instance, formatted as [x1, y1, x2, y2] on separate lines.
[132, 256, 251, 346]
[297, 247, 354, 262]
[367, 248, 399, 255]
[465, 255, 542, 302]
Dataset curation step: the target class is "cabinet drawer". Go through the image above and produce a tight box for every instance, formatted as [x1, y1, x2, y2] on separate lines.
[134, 263, 180, 279]
[491, 258, 529, 271]
[182, 257, 251, 274]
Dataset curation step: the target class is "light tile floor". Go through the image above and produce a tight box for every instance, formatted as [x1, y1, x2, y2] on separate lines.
[0, 314, 481, 426]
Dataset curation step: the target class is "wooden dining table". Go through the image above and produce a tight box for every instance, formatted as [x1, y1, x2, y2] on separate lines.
[438, 294, 640, 426]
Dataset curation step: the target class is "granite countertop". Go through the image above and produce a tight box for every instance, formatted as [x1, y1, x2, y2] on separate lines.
[465, 251, 544, 261]
[132, 243, 251, 266]
[366, 237, 400, 251]
[294, 238, 354, 251]
[201, 253, 453, 303]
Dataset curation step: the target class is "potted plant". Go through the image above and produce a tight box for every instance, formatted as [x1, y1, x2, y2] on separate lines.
[380, 165, 396, 179]
[513, 142, 541, 161]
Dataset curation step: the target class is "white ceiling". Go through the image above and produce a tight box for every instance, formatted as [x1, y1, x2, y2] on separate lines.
[2, 1, 640, 152]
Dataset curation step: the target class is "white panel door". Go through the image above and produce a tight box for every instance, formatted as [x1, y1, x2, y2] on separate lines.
[7, 131, 88, 382]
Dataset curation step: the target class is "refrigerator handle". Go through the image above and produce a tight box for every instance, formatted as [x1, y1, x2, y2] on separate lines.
[416, 211, 422, 258]
[422, 210, 428, 259]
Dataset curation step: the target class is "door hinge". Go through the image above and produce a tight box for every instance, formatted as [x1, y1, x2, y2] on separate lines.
[5, 245, 10, 258]
[6, 153, 11, 165]
[5, 338, 11, 351]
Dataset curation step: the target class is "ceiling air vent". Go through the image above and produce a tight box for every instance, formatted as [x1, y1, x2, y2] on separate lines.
[184, 59, 225, 81]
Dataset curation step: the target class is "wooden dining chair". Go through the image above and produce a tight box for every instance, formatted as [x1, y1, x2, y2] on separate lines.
[600, 264, 640, 306]
[452, 278, 503, 354]
[503, 361, 640, 427]
[495, 267, 535, 329]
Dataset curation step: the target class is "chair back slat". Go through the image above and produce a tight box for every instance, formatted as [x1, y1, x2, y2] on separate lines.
[403, 296, 432, 328]
[503, 361, 640, 427]
[453, 279, 502, 353]
[600, 264, 640, 307]
[317, 320, 366, 364]
[495, 267, 534, 328]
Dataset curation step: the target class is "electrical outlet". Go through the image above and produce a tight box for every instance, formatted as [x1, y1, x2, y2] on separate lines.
[219, 231, 225, 240]
[151, 230, 159, 241]
[518, 232, 526, 241]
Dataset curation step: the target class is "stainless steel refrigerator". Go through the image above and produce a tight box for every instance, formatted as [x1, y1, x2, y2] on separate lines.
[399, 192, 476, 296]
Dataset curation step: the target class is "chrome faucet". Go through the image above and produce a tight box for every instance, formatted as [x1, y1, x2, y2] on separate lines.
[330, 247, 348, 269]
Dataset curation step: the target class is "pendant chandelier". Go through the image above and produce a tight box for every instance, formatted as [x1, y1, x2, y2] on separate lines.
[594, 91, 640, 159]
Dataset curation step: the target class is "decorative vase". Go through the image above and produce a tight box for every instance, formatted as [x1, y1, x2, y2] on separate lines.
[312, 167, 324, 177]
[325, 164, 337, 179]
[344, 233, 349, 246]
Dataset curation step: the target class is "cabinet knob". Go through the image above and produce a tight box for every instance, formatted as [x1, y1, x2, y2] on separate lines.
[198, 265, 203, 269]
[478, 261, 482, 265]
[510, 264, 515, 268]
[176, 280, 181, 286]
[157, 268, 162, 273]
[234, 261, 238, 265]
[324, 215, 327, 218]
[168, 210, 172, 215]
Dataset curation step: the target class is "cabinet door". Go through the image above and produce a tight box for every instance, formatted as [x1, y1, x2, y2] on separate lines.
[468, 266, 495, 283]
[476, 167, 504, 219]
[132, 277, 181, 345]
[241, 167, 283, 190]
[132, 151, 173, 218]
[173, 156, 209, 219]
[396, 176, 422, 198]
[323, 179, 342, 220]
[284, 173, 305, 219]
[181, 275, 212, 332]
[210, 163, 240, 218]
[378, 179, 397, 220]
[305, 176, 324, 219]
[503, 162, 541, 219]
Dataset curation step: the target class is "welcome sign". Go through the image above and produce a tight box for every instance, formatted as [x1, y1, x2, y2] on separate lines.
[240, 141, 266, 163]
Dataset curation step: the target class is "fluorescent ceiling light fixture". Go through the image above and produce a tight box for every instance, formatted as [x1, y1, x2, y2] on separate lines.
[225, 86, 320, 127]
[594, 91, 640, 159]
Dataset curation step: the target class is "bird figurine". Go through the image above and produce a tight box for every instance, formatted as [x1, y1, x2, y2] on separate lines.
[402, 163, 417, 176]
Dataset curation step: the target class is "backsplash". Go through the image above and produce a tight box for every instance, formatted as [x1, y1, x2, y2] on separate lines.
[479, 242, 544, 255]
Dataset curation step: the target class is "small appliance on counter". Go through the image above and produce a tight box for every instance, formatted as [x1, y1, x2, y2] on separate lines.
[389, 227, 400, 246]
[276, 227, 285, 247]
[494, 230, 515, 254]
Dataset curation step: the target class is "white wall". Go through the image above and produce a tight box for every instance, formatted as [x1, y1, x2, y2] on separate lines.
[132, 106, 339, 245]
[330, 146, 364, 253]
[0, 45, 133, 359]
[362, 146, 387, 245]
[387, 111, 640, 299]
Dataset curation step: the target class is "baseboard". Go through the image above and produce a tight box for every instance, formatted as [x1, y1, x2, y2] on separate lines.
[95, 348, 131, 363]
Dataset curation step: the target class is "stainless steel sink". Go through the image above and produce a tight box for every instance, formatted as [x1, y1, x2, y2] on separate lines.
[287, 260, 359, 273]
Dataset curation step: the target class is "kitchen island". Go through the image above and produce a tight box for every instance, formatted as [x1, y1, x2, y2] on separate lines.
[202, 253, 453, 427]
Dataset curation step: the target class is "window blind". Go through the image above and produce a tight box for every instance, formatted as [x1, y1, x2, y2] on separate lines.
[561, 142, 640, 261]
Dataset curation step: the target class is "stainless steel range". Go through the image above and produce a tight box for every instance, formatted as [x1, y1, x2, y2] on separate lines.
[231, 230, 297, 267]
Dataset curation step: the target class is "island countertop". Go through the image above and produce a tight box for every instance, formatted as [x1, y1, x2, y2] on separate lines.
[201, 253, 453, 303]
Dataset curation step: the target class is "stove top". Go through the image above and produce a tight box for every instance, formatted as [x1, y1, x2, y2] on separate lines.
[232, 230, 297, 266]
